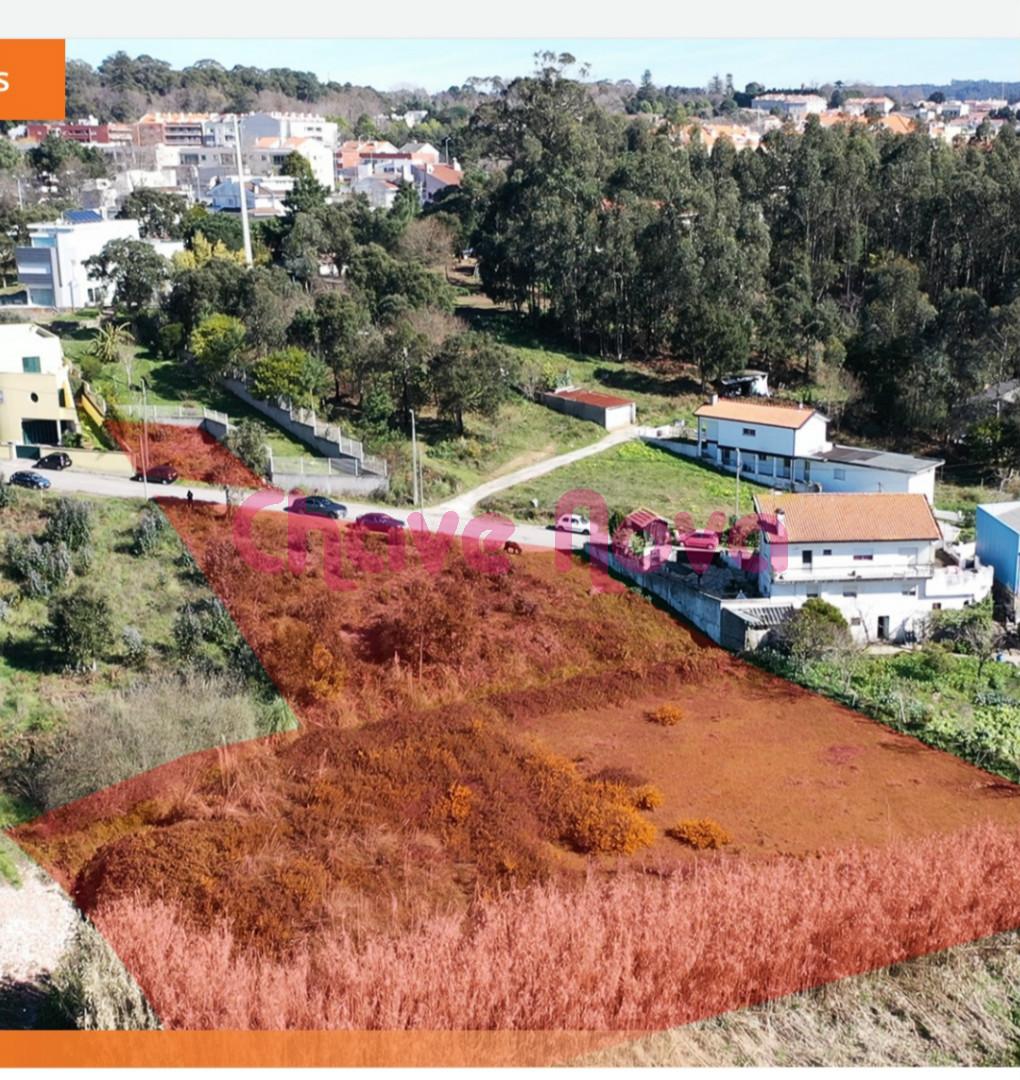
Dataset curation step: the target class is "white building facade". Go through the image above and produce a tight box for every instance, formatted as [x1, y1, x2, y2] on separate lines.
[753, 492, 993, 642]
[694, 398, 942, 502]
[15, 216, 141, 309]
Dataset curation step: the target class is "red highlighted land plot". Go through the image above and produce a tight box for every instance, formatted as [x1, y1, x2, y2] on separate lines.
[106, 419, 266, 488]
[10, 435, 1020, 1040]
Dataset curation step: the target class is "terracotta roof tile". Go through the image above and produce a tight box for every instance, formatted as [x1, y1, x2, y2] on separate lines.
[754, 492, 941, 543]
[552, 389, 635, 409]
[695, 399, 819, 430]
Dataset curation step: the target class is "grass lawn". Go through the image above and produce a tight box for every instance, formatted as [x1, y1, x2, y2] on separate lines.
[479, 440, 763, 525]
[935, 478, 1020, 515]
[412, 396, 604, 503]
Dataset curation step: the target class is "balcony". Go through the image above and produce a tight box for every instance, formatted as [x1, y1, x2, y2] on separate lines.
[767, 561, 936, 583]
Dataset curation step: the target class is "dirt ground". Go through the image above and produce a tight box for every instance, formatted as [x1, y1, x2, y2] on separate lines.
[522, 657, 1020, 860]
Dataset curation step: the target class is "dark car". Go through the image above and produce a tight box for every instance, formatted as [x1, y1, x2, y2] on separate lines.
[291, 494, 348, 520]
[134, 464, 179, 485]
[35, 452, 72, 470]
[9, 470, 51, 490]
[355, 512, 404, 533]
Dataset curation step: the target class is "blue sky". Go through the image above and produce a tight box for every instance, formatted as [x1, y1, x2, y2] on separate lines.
[66, 38, 1017, 93]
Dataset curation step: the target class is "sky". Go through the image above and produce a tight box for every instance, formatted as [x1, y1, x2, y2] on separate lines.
[65, 38, 1018, 94]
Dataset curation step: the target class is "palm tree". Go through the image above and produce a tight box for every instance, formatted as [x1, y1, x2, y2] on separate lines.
[88, 321, 134, 385]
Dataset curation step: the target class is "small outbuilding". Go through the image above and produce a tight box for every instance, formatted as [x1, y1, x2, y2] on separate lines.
[976, 501, 1020, 617]
[540, 387, 636, 431]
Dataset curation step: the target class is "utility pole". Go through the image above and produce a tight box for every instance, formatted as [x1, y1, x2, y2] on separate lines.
[232, 114, 254, 268]
[735, 447, 741, 520]
[410, 408, 420, 508]
[138, 378, 150, 501]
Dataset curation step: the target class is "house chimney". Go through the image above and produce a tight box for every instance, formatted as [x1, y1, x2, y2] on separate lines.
[797, 401, 804, 410]
[775, 508, 786, 531]
[710, 393, 719, 405]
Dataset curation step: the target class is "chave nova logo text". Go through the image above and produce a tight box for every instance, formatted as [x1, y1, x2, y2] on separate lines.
[0, 39, 65, 120]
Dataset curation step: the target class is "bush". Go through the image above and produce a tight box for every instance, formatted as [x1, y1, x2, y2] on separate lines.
[46, 584, 114, 672]
[770, 598, 852, 662]
[565, 797, 657, 855]
[667, 818, 732, 850]
[4, 535, 71, 598]
[30, 674, 270, 811]
[632, 784, 664, 810]
[121, 625, 147, 668]
[47, 916, 160, 1030]
[132, 506, 169, 555]
[225, 419, 270, 479]
[44, 497, 93, 551]
[647, 704, 684, 726]
[0, 484, 13, 510]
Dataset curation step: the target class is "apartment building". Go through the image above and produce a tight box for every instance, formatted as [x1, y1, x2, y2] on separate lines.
[750, 93, 827, 119]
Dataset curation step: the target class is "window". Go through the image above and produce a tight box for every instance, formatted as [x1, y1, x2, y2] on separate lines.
[931, 602, 942, 611]
[822, 549, 832, 556]
[850, 616, 862, 626]
[59, 388, 68, 408]
[742, 427, 757, 436]
[853, 553, 874, 561]
[902, 587, 916, 596]
[843, 590, 857, 598]
[801, 550, 813, 567]
[22, 356, 41, 374]
[806, 591, 819, 598]
[834, 467, 846, 480]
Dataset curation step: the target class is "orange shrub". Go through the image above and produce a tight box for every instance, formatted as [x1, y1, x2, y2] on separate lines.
[447, 782, 474, 823]
[632, 784, 664, 811]
[565, 800, 657, 855]
[668, 818, 731, 850]
[647, 704, 684, 726]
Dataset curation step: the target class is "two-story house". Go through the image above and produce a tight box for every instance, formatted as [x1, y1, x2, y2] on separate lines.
[753, 492, 993, 642]
[0, 323, 79, 446]
[694, 397, 943, 502]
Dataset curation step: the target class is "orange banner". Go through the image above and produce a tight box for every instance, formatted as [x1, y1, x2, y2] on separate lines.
[0, 39, 65, 121]
[0, 1030, 633, 1068]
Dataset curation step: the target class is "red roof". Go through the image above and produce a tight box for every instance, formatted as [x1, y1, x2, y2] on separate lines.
[625, 507, 668, 531]
[428, 164, 463, 187]
[551, 389, 634, 409]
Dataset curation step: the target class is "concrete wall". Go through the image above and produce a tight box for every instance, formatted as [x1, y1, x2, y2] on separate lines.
[273, 471, 389, 497]
[222, 378, 366, 464]
[540, 392, 636, 430]
[0, 443, 133, 476]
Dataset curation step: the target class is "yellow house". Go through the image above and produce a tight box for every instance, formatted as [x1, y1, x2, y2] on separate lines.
[0, 323, 80, 446]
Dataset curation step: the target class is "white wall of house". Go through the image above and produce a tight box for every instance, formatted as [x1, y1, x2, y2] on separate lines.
[758, 535, 993, 641]
[16, 218, 140, 309]
[807, 460, 937, 502]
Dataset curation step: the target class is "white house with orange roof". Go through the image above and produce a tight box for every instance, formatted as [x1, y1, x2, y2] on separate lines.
[693, 396, 942, 502]
[753, 492, 993, 642]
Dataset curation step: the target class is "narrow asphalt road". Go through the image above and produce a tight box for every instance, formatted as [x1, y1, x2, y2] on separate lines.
[16, 466, 600, 552]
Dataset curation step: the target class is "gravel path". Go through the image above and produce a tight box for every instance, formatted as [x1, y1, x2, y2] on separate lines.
[0, 855, 79, 985]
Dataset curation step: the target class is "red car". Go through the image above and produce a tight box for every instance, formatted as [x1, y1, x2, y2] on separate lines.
[134, 464, 179, 485]
[355, 512, 404, 533]
[676, 529, 719, 552]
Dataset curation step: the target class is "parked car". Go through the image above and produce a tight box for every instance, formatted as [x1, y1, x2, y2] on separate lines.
[35, 452, 72, 470]
[134, 464, 179, 485]
[355, 512, 404, 533]
[291, 495, 348, 520]
[676, 529, 720, 552]
[555, 513, 591, 535]
[9, 471, 51, 490]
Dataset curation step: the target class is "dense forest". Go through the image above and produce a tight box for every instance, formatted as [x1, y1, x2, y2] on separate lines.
[442, 60, 1020, 452]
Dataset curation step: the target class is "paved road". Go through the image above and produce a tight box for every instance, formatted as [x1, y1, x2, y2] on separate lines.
[21, 467, 596, 552]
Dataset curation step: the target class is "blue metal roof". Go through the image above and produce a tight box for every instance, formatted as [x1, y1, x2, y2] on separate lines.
[63, 209, 104, 225]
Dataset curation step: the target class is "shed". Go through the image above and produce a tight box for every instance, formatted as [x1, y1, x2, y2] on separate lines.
[540, 387, 636, 431]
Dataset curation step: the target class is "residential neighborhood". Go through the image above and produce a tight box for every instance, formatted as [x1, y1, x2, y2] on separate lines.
[2, 27, 1020, 1071]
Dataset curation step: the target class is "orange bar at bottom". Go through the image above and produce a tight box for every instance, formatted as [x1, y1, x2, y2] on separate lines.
[0, 1030, 634, 1068]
